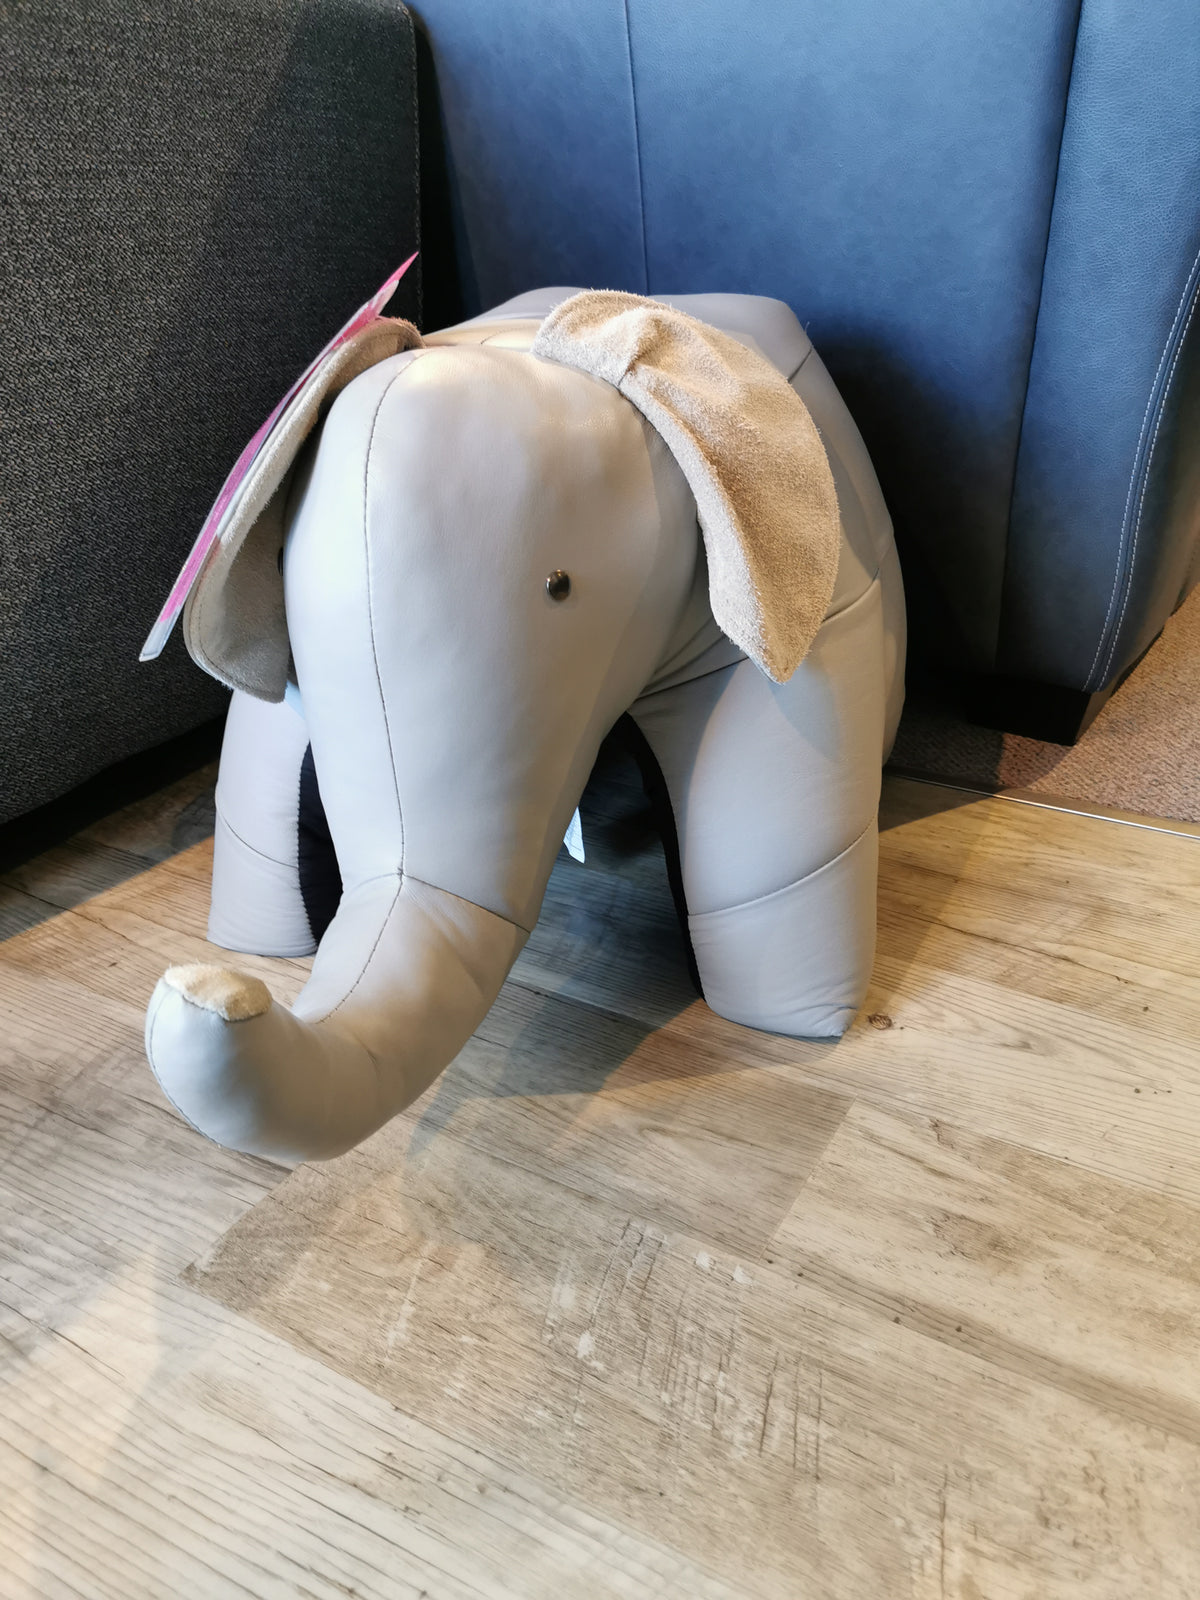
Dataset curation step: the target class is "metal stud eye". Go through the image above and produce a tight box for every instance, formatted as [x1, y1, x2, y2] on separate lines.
[546, 569, 571, 601]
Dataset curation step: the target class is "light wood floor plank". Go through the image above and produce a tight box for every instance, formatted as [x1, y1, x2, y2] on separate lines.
[765, 1100, 1200, 1442]
[2, 1278, 741, 1600]
[190, 1115, 1200, 1600]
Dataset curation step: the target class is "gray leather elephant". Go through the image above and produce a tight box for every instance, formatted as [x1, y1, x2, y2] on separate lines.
[144, 289, 905, 1162]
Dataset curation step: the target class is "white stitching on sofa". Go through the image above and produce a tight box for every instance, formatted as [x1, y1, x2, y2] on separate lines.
[1087, 240, 1200, 688]
[1098, 265, 1200, 685]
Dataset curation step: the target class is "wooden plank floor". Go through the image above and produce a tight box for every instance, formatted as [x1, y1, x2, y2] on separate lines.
[2, 749, 1199, 1598]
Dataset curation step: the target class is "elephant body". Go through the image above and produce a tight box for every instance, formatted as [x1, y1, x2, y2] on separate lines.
[146, 290, 905, 1161]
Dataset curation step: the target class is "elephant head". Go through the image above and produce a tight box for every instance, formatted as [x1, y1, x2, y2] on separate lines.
[145, 290, 903, 1162]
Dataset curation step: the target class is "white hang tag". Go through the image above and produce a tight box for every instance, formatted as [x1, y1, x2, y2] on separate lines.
[563, 808, 585, 863]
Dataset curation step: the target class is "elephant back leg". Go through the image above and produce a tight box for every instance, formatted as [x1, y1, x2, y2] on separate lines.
[629, 579, 888, 1038]
[209, 690, 339, 958]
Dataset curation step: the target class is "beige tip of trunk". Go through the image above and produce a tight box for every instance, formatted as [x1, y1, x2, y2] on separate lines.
[162, 964, 272, 1022]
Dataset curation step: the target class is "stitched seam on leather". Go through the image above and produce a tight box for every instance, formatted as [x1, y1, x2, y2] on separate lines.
[214, 805, 296, 871]
[320, 864, 528, 950]
[334, 868, 529, 937]
[404, 874, 533, 937]
[315, 873, 530, 1030]
[688, 816, 875, 923]
[819, 567, 883, 624]
[637, 573, 882, 702]
[1087, 357, 1173, 681]
[342, 870, 404, 892]
[1096, 253, 1200, 685]
[650, 603, 738, 680]
[997, 0, 1084, 675]
[363, 363, 423, 880]
[620, 0, 650, 293]
[1087, 238, 1200, 687]
[321, 880, 403, 1021]
[636, 652, 743, 701]
[786, 346, 814, 385]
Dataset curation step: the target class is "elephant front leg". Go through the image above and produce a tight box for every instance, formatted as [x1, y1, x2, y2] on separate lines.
[629, 580, 888, 1038]
[208, 689, 340, 959]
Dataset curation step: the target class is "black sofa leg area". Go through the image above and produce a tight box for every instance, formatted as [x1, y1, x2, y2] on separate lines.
[964, 627, 1164, 746]
[0, 717, 226, 874]
[966, 677, 1115, 746]
[903, 621, 1163, 748]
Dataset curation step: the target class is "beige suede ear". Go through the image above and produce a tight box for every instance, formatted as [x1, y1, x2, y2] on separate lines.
[183, 317, 425, 701]
[531, 290, 841, 682]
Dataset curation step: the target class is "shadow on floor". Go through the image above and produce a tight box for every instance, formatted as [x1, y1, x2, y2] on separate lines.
[0, 763, 217, 940]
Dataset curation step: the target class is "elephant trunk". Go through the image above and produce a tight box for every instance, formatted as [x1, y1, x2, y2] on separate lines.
[145, 874, 526, 1161]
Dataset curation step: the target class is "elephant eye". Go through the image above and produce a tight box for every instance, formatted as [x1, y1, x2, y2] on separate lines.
[546, 570, 571, 601]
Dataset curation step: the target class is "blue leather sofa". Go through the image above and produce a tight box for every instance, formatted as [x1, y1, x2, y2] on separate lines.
[412, 0, 1200, 741]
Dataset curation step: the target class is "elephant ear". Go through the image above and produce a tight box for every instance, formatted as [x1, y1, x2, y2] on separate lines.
[182, 317, 424, 701]
[531, 290, 840, 683]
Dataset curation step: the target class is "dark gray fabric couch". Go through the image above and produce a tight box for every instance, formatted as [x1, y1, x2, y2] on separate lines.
[1, 0, 421, 826]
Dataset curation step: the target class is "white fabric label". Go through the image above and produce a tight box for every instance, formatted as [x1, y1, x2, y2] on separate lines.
[563, 808, 585, 863]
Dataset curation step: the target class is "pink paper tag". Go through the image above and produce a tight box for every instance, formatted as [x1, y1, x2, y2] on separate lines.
[140, 251, 418, 662]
